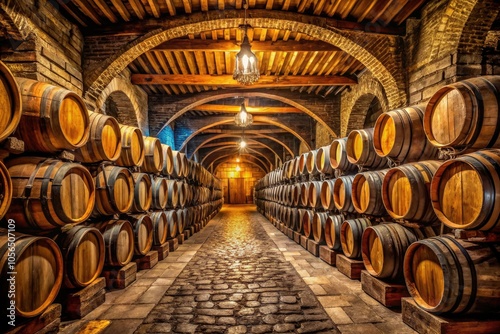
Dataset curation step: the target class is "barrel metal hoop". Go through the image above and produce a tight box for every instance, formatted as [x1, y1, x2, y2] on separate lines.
[441, 235, 477, 314]
[40, 161, 63, 228]
[482, 78, 500, 147]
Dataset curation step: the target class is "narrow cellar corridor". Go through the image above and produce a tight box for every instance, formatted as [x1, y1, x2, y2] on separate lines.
[61, 206, 415, 334]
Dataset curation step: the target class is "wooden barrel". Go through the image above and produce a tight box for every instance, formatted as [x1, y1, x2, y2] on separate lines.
[361, 223, 417, 280]
[161, 144, 174, 176]
[15, 78, 89, 152]
[166, 179, 179, 209]
[424, 76, 500, 150]
[329, 137, 358, 173]
[324, 215, 344, 251]
[292, 183, 301, 207]
[0, 229, 63, 318]
[352, 170, 387, 216]
[74, 111, 121, 163]
[430, 149, 500, 231]
[126, 214, 153, 256]
[300, 182, 310, 207]
[301, 209, 315, 238]
[374, 106, 438, 163]
[55, 225, 105, 289]
[306, 149, 320, 176]
[404, 235, 500, 314]
[6, 157, 95, 230]
[142, 136, 163, 173]
[130, 173, 152, 213]
[115, 125, 145, 167]
[333, 175, 355, 213]
[382, 161, 443, 224]
[346, 128, 388, 169]
[149, 211, 168, 246]
[297, 209, 311, 234]
[177, 181, 187, 208]
[181, 153, 189, 178]
[308, 181, 323, 209]
[151, 177, 168, 210]
[0, 60, 22, 142]
[340, 218, 372, 259]
[93, 165, 134, 216]
[298, 152, 309, 176]
[312, 212, 329, 244]
[175, 209, 185, 233]
[0, 160, 12, 221]
[165, 210, 178, 239]
[97, 220, 134, 267]
[316, 145, 334, 175]
[320, 179, 336, 211]
[285, 207, 299, 231]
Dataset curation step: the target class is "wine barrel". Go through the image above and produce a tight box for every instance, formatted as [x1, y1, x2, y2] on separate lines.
[96, 220, 134, 267]
[404, 235, 500, 314]
[55, 225, 105, 289]
[126, 214, 153, 256]
[176, 209, 185, 233]
[316, 145, 334, 175]
[361, 223, 417, 280]
[333, 175, 355, 213]
[161, 144, 174, 176]
[151, 177, 168, 210]
[297, 209, 312, 234]
[329, 138, 358, 173]
[300, 182, 310, 207]
[0, 229, 63, 318]
[424, 76, 500, 150]
[306, 149, 320, 176]
[165, 210, 179, 239]
[0, 160, 12, 221]
[301, 209, 315, 238]
[166, 179, 179, 209]
[142, 136, 163, 173]
[382, 161, 443, 224]
[130, 173, 152, 213]
[346, 128, 388, 169]
[177, 181, 187, 208]
[308, 181, 323, 209]
[430, 149, 500, 231]
[285, 207, 299, 231]
[324, 215, 344, 251]
[149, 211, 168, 246]
[15, 78, 90, 152]
[352, 170, 388, 216]
[171, 150, 185, 179]
[312, 212, 329, 244]
[340, 218, 372, 259]
[74, 111, 121, 163]
[298, 152, 309, 176]
[292, 183, 301, 207]
[0, 60, 21, 142]
[93, 165, 134, 216]
[115, 125, 145, 167]
[6, 157, 95, 230]
[374, 106, 438, 163]
[320, 179, 336, 211]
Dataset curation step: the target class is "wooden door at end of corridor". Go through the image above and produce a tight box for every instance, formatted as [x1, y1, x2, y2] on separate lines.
[228, 178, 246, 204]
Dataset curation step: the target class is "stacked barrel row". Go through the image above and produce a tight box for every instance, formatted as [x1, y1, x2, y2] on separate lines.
[257, 75, 500, 316]
[0, 61, 223, 319]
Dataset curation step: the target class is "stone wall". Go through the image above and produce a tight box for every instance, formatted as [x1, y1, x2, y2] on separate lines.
[0, 0, 84, 94]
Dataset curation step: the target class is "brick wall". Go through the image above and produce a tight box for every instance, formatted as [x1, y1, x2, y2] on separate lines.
[215, 161, 266, 204]
[0, 0, 83, 94]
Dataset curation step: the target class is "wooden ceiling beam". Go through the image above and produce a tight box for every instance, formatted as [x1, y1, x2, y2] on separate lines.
[152, 39, 341, 52]
[84, 10, 405, 36]
[131, 74, 357, 86]
[192, 104, 302, 113]
[200, 129, 289, 134]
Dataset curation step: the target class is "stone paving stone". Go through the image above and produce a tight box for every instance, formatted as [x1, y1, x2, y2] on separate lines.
[135, 206, 336, 333]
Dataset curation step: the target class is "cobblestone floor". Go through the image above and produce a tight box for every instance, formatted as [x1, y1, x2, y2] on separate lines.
[61, 205, 415, 334]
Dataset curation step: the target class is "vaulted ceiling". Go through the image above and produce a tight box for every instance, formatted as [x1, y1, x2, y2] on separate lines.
[54, 0, 427, 172]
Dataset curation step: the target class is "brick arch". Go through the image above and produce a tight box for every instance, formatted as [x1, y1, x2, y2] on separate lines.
[179, 118, 312, 152]
[214, 158, 267, 174]
[0, 0, 35, 40]
[85, 16, 404, 110]
[198, 139, 281, 164]
[341, 71, 388, 136]
[162, 91, 338, 138]
[202, 146, 273, 169]
[190, 133, 294, 159]
[96, 75, 148, 131]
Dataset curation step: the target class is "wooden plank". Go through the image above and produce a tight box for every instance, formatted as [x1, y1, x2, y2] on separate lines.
[131, 73, 357, 86]
[146, 0, 162, 18]
[94, 0, 118, 23]
[164, 0, 177, 15]
[300, 235, 308, 249]
[136, 250, 159, 270]
[201, 0, 209, 11]
[357, 0, 378, 22]
[336, 254, 364, 280]
[282, 0, 291, 11]
[167, 237, 179, 251]
[339, 0, 357, 19]
[5, 304, 61, 334]
[371, 0, 395, 24]
[307, 239, 320, 256]
[193, 104, 301, 113]
[128, 0, 146, 19]
[393, 0, 427, 25]
[73, 0, 102, 24]
[379, 0, 410, 26]
[110, 0, 131, 21]
[313, 0, 328, 16]
[182, 0, 192, 14]
[361, 271, 410, 307]
[63, 278, 106, 319]
[402, 298, 500, 334]
[153, 39, 342, 52]
[319, 246, 339, 266]
[54, 0, 88, 26]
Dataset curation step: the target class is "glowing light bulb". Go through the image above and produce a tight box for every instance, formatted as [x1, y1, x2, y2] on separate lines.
[236, 165, 241, 171]
[240, 140, 247, 149]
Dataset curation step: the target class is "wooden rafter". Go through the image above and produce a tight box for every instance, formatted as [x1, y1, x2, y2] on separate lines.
[192, 104, 302, 113]
[131, 74, 357, 86]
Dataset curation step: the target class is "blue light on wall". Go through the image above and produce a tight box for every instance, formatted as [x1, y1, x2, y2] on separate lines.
[157, 125, 175, 148]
